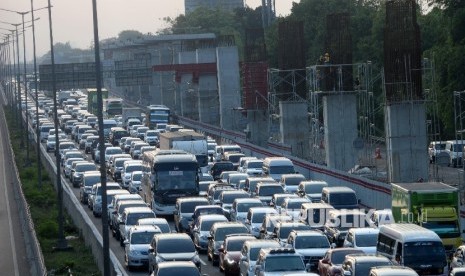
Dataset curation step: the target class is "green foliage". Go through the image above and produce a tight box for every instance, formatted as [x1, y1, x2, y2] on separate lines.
[118, 30, 144, 41]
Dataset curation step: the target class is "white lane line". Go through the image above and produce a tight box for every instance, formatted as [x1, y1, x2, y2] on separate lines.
[200, 259, 207, 265]
[0, 98, 20, 276]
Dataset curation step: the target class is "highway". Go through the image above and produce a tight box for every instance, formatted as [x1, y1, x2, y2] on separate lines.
[0, 88, 32, 276]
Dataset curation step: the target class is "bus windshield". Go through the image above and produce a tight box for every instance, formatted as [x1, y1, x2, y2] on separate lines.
[155, 170, 197, 191]
[404, 241, 446, 263]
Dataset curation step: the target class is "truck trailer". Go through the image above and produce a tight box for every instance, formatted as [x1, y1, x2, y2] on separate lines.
[391, 181, 462, 254]
[158, 131, 208, 168]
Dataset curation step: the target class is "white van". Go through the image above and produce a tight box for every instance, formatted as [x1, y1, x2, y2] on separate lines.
[376, 223, 447, 275]
[321, 186, 358, 210]
[445, 140, 465, 167]
[262, 157, 295, 181]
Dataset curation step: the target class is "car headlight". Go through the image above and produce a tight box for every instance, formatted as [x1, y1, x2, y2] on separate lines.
[226, 256, 236, 264]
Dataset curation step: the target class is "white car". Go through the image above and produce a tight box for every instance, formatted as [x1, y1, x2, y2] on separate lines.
[343, 227, 379, 254]
[124, 225, 162, 271]
[128, 171, 143, 194]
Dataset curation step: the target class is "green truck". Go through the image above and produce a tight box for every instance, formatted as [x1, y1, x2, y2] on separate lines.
[391, 182, 462, 254]
[85, 88, 108, 115]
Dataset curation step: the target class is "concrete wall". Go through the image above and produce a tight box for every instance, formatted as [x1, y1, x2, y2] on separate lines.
[216, 47, 241, 130]
[247, 109, 269, 147]
[196, 48, 219, 125]
[279, 101, 310, 159]
[323, 93, 358, 171]
[385, 102, 428, 182]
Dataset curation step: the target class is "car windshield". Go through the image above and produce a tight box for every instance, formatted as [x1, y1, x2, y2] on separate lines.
[131, 231, 156, 244]
[404, 241, 446, 262]
[107, 148, 122, 155]
[76, 164, 97, 172]
[237, 202, 263, 212]
[199, 183, 210, 192]
[158, 239, 194, 253]
[222, 193, 249, 204]
[258, 186, 284, 196]
[269, 166, 294, 174]
[84, 175, 100, 187]
[285, 177, 304, 186]
[434, 144, 446, 150]
[200, 219, 224, 231]
[355, 233, 378, 247]
[215, 226, 248, 241]
[264, 255, 304, 272]
[247, 161, 263, 169]
[252, 212, 270, 223]
[180, 201, 206, 213]
[329, 193, 357, 206]
[228, 155, 243, 163]
[125, 164, 143, 173]
[132, 173, 142, 181]
[115, 159, 130, 167]
[295, 236, 330, 249]
[286, 200, 307, 209]
[305, 184, 326, 194]
[226, 239, 249, 251]
[126, 212, 155, 225]
[278, 225, 310, 239]
[153, 223, 171, 233]
[331, 250, 360, 264]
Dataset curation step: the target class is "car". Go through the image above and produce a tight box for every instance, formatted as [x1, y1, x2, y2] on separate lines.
[270, 193, 299, 213]
[124, 225, 162, 271]
[323, 209, 370, 247]
[239, 239, 281, 276]
[88, 182, 122, 210]
[218, 190, 250, 219]
[63, 158, 85, 178]
[70, 162, 97, 188]
[191, 214, 228, 251]
[128, 171, 143, 194]
[189, 205, 225, 234]
[245, 207, 278, 238]
[286, 230, 331, 272]
[255, 183, 285, 205]
[271, 221, 311, 246]
[340, 254, 392, 276]
[173, 197, 210, 233]
[296, 180, 328, 202]
[279, 173, 306, 194]
[241, 159, 264, 176]
[148, 233, 201, 274]
[122, 160, 144, 188]
[451, 245, 465, 269]
[151, 261, 201, 276]
[368, 266, 419, 276]
[93, 189, 129, 217]
[219, 234, 256, 275]
[259, 213, 293, 240]
[79, 171, 101, 204]
[428, 141, 447, 163]
[210, 161, 234, 180]
[282, 197, 311, 220]
[109, 195, 145, 233]
[207, 222, 249, 266]
[254, 248, 309, 275]
[119, 207, 156, 247]
[450, 267, 465, 276]
[229, 198, 263, 223]
[343, 228, 379, 254]
[317, 248, 365, 276]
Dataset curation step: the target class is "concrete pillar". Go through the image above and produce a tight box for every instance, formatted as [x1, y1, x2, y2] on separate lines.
[279, 101, 310, 159]
[159, 48, 176, 110]
[247, 110, 269, 147]
[385, 102, 428, 182]
[196, 49, 219, 125]
[216, 46, 241, 130]
[178, 51, 198, 119]
[323, 93, 358, 171]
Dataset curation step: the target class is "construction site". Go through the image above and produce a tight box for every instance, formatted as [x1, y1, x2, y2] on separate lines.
[100, 0, 436, 184]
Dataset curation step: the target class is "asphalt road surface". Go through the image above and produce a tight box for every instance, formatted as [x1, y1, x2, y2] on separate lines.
[0, 89, 30, 276]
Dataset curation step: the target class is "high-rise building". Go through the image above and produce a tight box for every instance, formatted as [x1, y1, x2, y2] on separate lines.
[185, 0, 244, 14]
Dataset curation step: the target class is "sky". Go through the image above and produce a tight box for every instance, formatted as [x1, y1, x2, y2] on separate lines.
[0, 0, 296, 62]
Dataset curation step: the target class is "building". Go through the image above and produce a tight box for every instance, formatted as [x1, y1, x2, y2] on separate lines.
[185, 0, 244, 14]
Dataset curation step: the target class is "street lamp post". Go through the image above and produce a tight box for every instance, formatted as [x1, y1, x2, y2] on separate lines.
[19, 11, 32, 165]
[46, 0, 68, 250]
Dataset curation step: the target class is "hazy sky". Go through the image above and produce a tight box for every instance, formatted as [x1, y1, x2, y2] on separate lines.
[0, 0, 296, 61]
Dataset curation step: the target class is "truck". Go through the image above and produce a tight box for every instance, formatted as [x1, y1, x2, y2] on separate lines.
[104, 98, 123, 117]
[85, 88, 108, 115]
[57, 90, 72, 105]
[145, 105, 170, 129]
[391, 181, 462, 255]
[121, 108, 142, 128]
[158, 131, 208, 168]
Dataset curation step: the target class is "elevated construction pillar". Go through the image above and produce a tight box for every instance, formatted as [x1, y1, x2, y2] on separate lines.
[247, 110, 268, 147]
[196, 48, 219, 126]
[178, 51, 198, 120]
[279, 101, 310, 159]
[216, 46, 241, 130]
[323, 92, 358, 171]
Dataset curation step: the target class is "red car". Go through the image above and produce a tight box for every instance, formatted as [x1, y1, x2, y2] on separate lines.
[318, 248, 364, 276]
[219, 234, 256, 276]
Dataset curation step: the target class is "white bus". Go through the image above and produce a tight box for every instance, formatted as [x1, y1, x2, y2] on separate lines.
[141, 150, 199, 215]
[376, 223, 447, 275]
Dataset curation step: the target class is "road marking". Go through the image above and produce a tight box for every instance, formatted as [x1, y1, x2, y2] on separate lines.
[200, 259, 207, 265]
[0, 88, 20, 276]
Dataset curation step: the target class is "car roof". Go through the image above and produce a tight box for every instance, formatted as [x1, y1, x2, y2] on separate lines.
[345, 254, 390, 262]
[199, 214, 228, 222]
[348, 227, 380, 235]
[157, 261, 198, 269]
